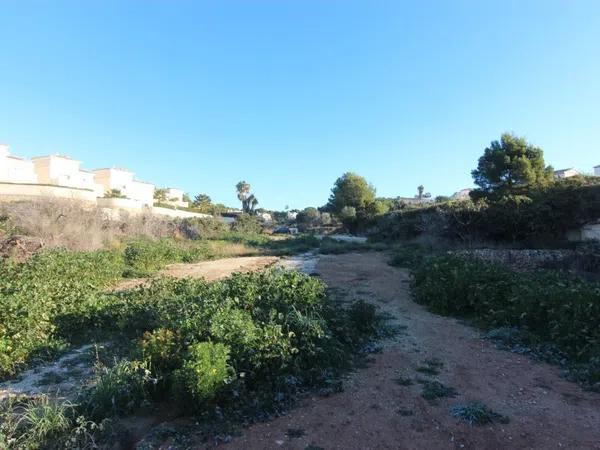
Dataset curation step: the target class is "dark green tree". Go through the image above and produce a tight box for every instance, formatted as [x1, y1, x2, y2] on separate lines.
[327, 172, 376, 214]
[472, 133, 554, 197]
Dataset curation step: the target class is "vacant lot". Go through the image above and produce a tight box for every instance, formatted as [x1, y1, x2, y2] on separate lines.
[227, 252, 600, 450]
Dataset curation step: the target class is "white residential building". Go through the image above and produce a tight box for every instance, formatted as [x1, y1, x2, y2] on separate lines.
[0, 144, 38, 184]
[165, 187, 189, 208]
[92, 168, 154, 206]
[595, 165, 600, 177]
[32, 155, 97, 191]
[554, 168, 579, 179]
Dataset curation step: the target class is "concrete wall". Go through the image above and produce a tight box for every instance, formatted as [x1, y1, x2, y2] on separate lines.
[128, 180, 155, 206]
[0, 182, 97, 203]
[97, 197, 144, 211]
[152, 206, 211, 219]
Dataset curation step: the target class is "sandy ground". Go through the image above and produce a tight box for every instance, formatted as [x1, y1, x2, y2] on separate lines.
[225, 252, 600, 450]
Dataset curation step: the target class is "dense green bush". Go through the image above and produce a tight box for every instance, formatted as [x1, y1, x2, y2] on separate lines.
[231, 214, 263, 234]
[75, 269, 379, 412]
[411, 254, 600, 386]
[374, 177, 600, 246]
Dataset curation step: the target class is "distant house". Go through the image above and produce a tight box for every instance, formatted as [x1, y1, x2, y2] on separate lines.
[31, 154, 98, 191]
[0, 144, 38, 184]
[165, 188, 189, 208]
[92, 168, 154, 206]
[258, 212, 272, 223]
[595, 165, 600, 177]
[554, 168, 579, 179]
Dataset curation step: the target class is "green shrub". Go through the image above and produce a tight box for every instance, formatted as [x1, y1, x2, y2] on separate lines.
[411, 254, 600, 386]
[451, 401, 509, 425]
[79, 360, 153, 420]
[177, 342, 233, 402]
[374, 177, 600, 246]
[231, 214, 263, 234]
[140, 328, 182, 374]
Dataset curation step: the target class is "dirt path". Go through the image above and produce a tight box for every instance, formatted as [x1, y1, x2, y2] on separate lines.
[114, 256, 280, 291]
[226, 252, 600, 450]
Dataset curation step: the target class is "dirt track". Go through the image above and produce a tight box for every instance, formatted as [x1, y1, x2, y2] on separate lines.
[226, 252, 600, 450]
[114, 256, 280, 291]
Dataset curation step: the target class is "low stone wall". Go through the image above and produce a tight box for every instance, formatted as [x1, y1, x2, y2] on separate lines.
[0, 182, 97, 203]
[151, 206, 212, 219]
[455, 249, 576, 271]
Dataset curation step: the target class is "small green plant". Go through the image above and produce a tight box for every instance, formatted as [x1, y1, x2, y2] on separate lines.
[451, 401, 509, 425]
[79, 360, 154, 420]
[141, 328, 182, 374]
[393, 376, 413, 386]
[286, 428, 306, 438]
[177, 342, 233, 403]
[416, 358, 444, 376]
[419, 380, 457, 401]
[0, 395, 73, 449]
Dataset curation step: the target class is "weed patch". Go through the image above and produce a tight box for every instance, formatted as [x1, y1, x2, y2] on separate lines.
[450, 401, 509, 425]
[419, 380, 457, 402]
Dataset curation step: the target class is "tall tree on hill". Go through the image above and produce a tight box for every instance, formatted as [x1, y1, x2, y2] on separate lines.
[472, 133, 554, 198]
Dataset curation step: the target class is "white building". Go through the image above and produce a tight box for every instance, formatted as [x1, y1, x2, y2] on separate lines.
[165, 187, 189, 208]
[32, 155, 97, 191]
[595, 165, 600, 177]
[92, 168, 154, 206]
[0, 144, 38, 184]
[554, 168, 579, 179]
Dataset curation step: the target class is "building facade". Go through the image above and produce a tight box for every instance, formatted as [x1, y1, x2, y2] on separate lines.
[164, 188, 189, 208]
[0, 144, 39, 184]
[93, 168, 154, 206]
[31, 155, 97, 191]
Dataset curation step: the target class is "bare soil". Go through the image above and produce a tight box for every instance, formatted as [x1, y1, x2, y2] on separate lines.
[225, 252, 600, 450]
[114, 256, 280, 291]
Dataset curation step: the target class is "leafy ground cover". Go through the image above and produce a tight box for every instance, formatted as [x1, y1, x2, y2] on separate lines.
[1, 268, 381, 448]
[408, 251, 600, 390]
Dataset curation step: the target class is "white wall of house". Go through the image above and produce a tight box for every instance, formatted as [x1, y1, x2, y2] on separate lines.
[0, 145, 39, 184]
[32, 155, 95, 190]
[554, 168, 579, 179]
[93, 168, 154, 206]
[595, 166, 600, 177]
[128, 180, 155, 206]
[93, 168, 135, 196]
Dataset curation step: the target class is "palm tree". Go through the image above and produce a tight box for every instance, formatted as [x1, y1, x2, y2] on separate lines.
[417, 185, 424, 200]
[236, 181, 258, 213]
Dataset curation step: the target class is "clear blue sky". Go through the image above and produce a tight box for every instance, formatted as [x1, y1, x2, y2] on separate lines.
[1, 1, 599, 210]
